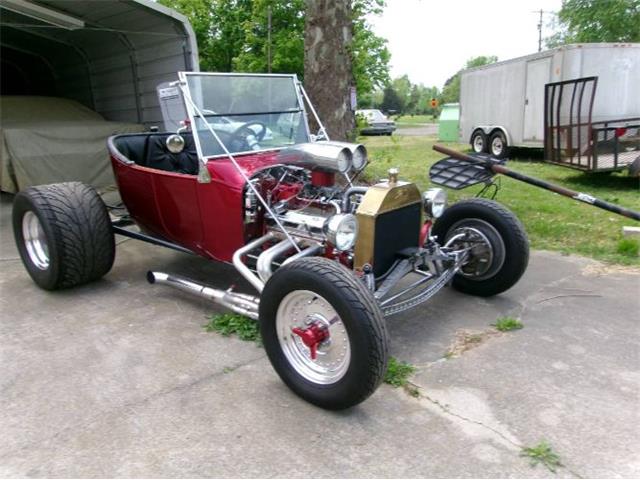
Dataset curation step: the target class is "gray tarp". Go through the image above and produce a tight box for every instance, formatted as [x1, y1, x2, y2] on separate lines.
[1, 96, 143, 192]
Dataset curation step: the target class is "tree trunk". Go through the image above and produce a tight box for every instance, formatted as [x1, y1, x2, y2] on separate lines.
[304, 0, 355, 141]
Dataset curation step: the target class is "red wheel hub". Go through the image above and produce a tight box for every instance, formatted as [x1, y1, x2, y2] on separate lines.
[291, 323, 329, 360]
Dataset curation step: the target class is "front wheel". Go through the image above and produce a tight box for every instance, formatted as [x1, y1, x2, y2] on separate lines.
[259, 257, 388, 410]
[432, 198, 529, 297]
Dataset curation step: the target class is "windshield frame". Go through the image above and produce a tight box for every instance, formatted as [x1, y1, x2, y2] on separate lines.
[178, 71, 311, 162]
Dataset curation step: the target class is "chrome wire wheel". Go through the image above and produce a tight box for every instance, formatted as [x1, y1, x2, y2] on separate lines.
[22, 211, 50, 270]
[276, 290, 351, 385]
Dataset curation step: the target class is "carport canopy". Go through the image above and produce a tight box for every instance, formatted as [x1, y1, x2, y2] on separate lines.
[0, 0, 199, 127]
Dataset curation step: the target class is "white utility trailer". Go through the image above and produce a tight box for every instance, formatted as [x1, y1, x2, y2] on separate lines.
[459, 43, 640, 171]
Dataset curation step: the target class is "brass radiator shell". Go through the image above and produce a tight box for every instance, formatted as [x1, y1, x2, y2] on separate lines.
[354, 181, 422, 272]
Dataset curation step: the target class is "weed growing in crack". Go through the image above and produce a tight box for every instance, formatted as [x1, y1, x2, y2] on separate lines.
[521, 441, 563, 473]
[384, 357, 421, 398]
[384, 356, 416, 388]
[203, 313, 262, 346]
[405, 384, 420, 398]
[493, 316, 524, 332]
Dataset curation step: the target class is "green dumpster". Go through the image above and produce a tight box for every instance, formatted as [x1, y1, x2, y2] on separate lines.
[438, 103, 460, 142]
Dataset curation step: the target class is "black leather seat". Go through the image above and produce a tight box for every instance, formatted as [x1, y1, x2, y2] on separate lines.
[113, 134, 148, 166]
[145, 134, 199, 175]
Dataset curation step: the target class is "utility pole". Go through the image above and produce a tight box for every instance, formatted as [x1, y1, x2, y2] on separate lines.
[533, 9, 553, 52]
[267, 5, 272, 73]
[537, 8, 543, 52]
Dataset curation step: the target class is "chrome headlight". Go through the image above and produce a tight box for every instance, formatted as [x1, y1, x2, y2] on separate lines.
[324, 213, 358, 251]
[423, 188, 447, 218]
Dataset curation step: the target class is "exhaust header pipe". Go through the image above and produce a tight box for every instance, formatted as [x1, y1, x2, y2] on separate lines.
[147, 271, 259, 319]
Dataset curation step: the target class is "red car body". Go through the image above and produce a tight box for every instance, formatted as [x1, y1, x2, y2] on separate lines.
[110, 148, 279, 262]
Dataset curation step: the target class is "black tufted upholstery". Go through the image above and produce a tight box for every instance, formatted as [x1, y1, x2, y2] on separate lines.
[145, 135, 199, 175]
[113, 134, 149, 166]
[113, 133, 199, 175]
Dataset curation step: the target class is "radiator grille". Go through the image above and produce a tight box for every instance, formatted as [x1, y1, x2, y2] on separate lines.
[372, 203, 421, 276]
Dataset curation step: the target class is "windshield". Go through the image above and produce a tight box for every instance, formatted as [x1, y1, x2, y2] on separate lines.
[181, 73, 310, 158]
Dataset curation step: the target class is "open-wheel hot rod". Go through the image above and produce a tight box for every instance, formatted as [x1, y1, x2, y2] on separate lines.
[12, 72, 530, 409]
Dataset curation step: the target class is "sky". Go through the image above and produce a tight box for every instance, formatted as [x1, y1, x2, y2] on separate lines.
[369, 0, 563, 89]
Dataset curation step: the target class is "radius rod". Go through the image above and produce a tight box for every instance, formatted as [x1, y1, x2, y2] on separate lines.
[432, 144, 640, 222]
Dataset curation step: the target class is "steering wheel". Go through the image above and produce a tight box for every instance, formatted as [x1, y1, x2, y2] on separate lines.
[229, 121, 268, 148]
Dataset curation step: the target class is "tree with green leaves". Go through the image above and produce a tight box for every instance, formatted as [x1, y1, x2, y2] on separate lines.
[391, 75, 412, 113]
[159, 0, 390, 100]
[351, 0, 391, 98]
[380, 85, 403, 114]
[234, 0, 305, 74]
[440, 55, 498, 104]
[547, 0, 640, 47]
[158, 0, 253, 72]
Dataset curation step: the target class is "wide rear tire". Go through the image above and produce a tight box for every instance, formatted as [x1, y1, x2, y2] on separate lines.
[432, 198, 529, 297]
[12, 182, 115, 290]
[259, 257, 388, 410]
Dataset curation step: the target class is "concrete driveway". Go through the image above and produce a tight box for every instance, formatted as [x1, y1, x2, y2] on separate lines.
[1, 193, 638, 478]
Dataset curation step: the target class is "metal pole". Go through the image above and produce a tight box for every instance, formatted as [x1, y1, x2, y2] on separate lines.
[267, 5, 272, 73]
[537, 9, 543, 52]
[432, 144, 640, 222]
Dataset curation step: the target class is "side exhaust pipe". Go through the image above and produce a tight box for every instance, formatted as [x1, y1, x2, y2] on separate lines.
[147, 271, 259, 320]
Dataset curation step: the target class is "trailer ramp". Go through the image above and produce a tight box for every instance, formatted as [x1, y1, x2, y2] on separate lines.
[544, 76, 640, 172]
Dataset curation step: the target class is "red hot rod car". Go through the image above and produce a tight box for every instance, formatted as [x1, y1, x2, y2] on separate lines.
[12, 72, 529, 409]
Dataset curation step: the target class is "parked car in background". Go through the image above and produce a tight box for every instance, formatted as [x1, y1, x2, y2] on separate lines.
[357, 109, 396, 135]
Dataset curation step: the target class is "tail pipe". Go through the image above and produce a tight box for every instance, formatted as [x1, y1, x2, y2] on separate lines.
[147, 271, 259, 320]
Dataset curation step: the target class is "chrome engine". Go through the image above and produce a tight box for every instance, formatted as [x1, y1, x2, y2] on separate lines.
[152, 142, 465, 318]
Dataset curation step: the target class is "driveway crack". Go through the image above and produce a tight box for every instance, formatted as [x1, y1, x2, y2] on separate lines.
[403, 381, 585, 478]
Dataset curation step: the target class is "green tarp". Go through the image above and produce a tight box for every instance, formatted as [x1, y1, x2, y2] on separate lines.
[1, 96, 143, 192]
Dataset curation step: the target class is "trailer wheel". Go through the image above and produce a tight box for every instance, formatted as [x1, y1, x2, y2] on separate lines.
[12, 182, 115, 290]
[433, 198, 528, 297]
[259, 257, 388, 410]
[489, 130, 509, 159]
[471, 130, 488, 153]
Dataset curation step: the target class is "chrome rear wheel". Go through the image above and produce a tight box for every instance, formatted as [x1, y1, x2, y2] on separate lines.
[22, 211, 50, 270]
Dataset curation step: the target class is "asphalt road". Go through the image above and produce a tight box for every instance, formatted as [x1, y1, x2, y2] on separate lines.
[1, 193, 639, 478]
[394, 123, 439, 136]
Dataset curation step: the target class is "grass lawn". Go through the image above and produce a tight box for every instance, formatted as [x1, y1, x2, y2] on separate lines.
[358, 134, 640, 266]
